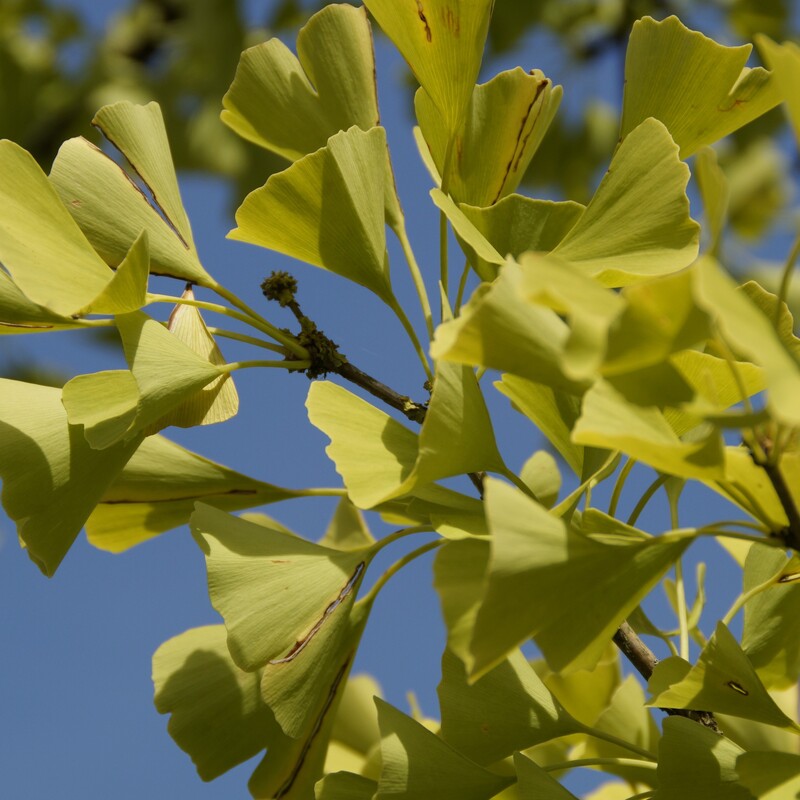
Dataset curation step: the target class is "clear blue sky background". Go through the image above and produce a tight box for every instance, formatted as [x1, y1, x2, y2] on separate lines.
[1, 2, 793, 798]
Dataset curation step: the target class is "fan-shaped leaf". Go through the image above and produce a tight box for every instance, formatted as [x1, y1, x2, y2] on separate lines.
[757, 36, 800, 145]
[551, 118, 700, 286]
[621, 16, 782, 158]
[514, 753, 581, 799]
[0, 269, 84, 334]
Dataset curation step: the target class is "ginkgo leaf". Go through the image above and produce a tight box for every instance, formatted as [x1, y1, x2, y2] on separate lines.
[737, 751, 800, 800]
[153, 624, 342, 800]
[551, 118, 700, 286]
[83, 230, 150, 315]
[230, 126, 394, 304]
[0, 140, 116, 315]
[316, 773, 378, 800]
[158, 286, 238, 428]
[573, 380, 726, 480]
[430, 261, 581, 392]
[469, 479, 691, 676]
[654, 717, 752, 800]
[648, 623, 800, 732]
[742, 547, 800, 689]
[364, 0, 493, 137]
[328, 674, 383, 762]
[85, 434, 301, 553]
[307, 373, 504, 508]
[374, 698, 512, 800]
[519, 451, 561, 508]
[740, 281, 800, 360]
[757, 36, 800, 145]
[319, 498, 376, 551]
[438, 648, 582, 765]
[621, 16, 782, 158]
[221, 4, 379, 162]
[694, 147, 730, 255]
[457, 194, 584, 281]
[693, 255, 800, 427]
[0, 378, 142, 575]
[518, 252, 625, 381]
[514, 753, 581, 799]
[152, 625, 278, 781]
[93, 101, 195, 250]
[0, 269, 84, 334]
[495, 375, 608, 480]
[415, 67, 561, 206]
[50, 137, 211, 284]
[62, 311, 224, 448]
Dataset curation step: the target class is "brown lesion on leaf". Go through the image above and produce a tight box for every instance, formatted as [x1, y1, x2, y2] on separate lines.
[415, 0, 432, 42]
[726, 680, 749, 695]
[440, 5, 460, 36]
[268, 561, 366, 665]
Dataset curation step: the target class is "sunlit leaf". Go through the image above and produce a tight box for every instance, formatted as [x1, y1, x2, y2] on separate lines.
[740, 280, 800, 360]
[416, 68, 561, 206]
[469, 479, 690, 676]
[222, 4, 379, 161]
[737, 751, 800, 799]
[328, 674, 382, 764]
[621, 16, 782, 158]
[50, 137, 211, 284]
[438, 647, 582, 765]
[693, 255, 800, 427]
[0, 140, 116, 315]
[551, 118, 700, 286]
[307, 372, 504, 508]
[230, 126, 394, 304]
[654, 717, 752, 800]
[316, 772, 378, 800]
[431, 261, 580, 391]
[648, 622, 800, 731]
[364, 0, 493, 137]
[514, 752, 581, 799]
[158, 286, 238, 427]
[694, 147, 730, 255]
[756, 36, 800, 145]
[457, 194, 584, 282]
[742, 547, 800, 689]
[85, 434, 300, 553]
[374, 698, 512, 799]
[319, 498, 376, 551]
[83, 229, 150, 315]
[0, 379, 142, 575]
[0, 268, 84, 334]
[93, 101, 195, 250]
[519, 451, 560, 508]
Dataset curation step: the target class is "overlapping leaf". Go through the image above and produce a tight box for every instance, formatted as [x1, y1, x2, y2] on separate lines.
[416, 67, 561, 205]
[50, 136, 211, 284]
[694, 147, 730, 254]
[191, 504, 371, 738]
[316, 772, 378, 800]
[222, 4, 379, 161]
[438, 647, 582, 765]
[0, 268, 84, 334]
[62, 311, 223, 449]
[374, 698, 511, 799]
[737, 751, 800, 800]
[757, 36, 800, 145]
[306, 369, 504, 509]
[230, 126, 394, 304]
[621, 15, 782, 158]
[85, 434, 300, 553]
[551, 118, 700, 286]
[469, 479, 691, 676]
[364, 0, 493, 137]
[648, 623, 800, 731]
[514, 753, 582, 799]
[0, 379, 142, 575]
[0, 140, 151, 316]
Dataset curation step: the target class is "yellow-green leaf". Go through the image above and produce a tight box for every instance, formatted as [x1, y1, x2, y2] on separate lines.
[0, 269, 84, 334]
[756, 36, 800, 146]
[694, 147, 730, 255]
[551, 118, 699, 286]
[737, 751, 800, 800]
[621, 16, 782, 158]
[514, 752, 581, 799]
[230, 126, 394, 304]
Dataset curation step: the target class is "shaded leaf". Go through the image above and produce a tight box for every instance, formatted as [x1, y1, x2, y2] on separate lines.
[50, 137, 211, 284]
[0, 268, 84, 334]
[653, 716, 753, 800]
[514, 752, 580, 800]
[438, 647, 582, 766]
[230, 126, 394, 304]
[519, 451, 560, 508]
[374, 698, 512, 799]
[551, 118, 700, 286]
[316, 772, 378, 800]
[320, 498, 376, 551]
[737, 751, 800, 799]
[85, 434, 300, 553]
[621, 16, 782, 158]
[0, 379, 142, 575]
[470, 479, 690, 675]
[222, 4, 379, 161]
[648, 623, 800, 731]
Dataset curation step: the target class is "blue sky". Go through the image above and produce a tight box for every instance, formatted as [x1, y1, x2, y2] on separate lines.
[0, 2, 789, 798]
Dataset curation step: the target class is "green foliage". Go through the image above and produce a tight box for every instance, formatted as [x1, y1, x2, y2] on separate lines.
[3, 2, 800, 798]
